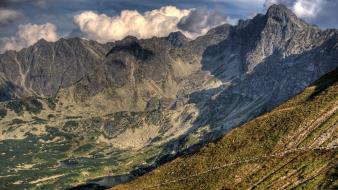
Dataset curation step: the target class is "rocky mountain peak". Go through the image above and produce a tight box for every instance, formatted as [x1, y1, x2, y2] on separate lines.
[35, 38, 49, 45]
[29, 38, 51, 51]
[206, 24, 233, 36]
[166, 31, 189, 47]
[106, 40, 154, 61]
[266, 4, 293, 17]
[120, 35, 138, 44]
[265, 4, 307, 29]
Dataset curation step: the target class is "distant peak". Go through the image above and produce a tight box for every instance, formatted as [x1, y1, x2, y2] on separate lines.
[265, 4, 308, 28]
[267, 4, 290, 13]
[114, 35, 139, 47]
[106, 40, 154, 60]
[167, 31, 185, 39]
[121, 36, 138, 42]
[166, 31, 189, 47]
[206, 24, 232, 35]
[266, 4, 296, 19]
[36, 38, 48, 45]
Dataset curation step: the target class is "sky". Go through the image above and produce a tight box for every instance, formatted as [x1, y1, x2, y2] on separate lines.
[0, 0, 338, 52]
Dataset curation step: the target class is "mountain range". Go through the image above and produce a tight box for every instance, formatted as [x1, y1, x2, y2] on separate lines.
[0, 4, 337, 189]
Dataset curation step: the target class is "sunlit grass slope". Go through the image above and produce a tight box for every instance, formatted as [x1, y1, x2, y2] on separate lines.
[112, 68, 338, 190]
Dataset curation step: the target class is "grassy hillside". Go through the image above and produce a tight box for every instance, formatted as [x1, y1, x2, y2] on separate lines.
[112, 68, 338, 190]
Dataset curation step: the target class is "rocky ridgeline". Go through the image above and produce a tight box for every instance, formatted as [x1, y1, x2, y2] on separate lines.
[0, 4, 338, 189]
[0, 3, 337, 156]
[0, 5, 336, 109]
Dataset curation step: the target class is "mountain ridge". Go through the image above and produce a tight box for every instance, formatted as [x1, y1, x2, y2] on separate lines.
[111, 66, 338, 190]
[0, 4, 337, 189]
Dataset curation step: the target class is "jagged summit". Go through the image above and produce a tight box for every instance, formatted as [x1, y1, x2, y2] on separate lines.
[166, 31, 189, 47]
[206, 24, 233, 35]
[35, 38, 49, 45]
[265, 4, 308, 28]
[266, 4, 293, 16]
[120, 35, 138, 43]
[106, 40, 154, 61]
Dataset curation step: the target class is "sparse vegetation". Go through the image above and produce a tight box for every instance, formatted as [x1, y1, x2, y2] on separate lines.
[6, 100, 24, 115]
[47, 97, 57, 110]
[0, 108, 7, 118]
[112, 68, 338, 190]
[5, 98, 43, 115]
[10, 118, 25, 125]
[24, 98, 43, 114]
[63, 120, 79, 130]
[48, 114, 56, 119]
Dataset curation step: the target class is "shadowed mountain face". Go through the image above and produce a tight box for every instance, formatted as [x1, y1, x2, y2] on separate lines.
[0, 4, 337, 189]
[112, 60, 338, 190]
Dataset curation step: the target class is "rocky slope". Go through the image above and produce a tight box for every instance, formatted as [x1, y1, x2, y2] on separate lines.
[112, 64, 338, 190]
[0, 4, 337, 189]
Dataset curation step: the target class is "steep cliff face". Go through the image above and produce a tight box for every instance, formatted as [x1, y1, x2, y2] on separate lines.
[0, 4, 337, 189]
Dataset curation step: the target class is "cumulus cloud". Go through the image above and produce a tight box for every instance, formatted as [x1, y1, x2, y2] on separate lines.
[177, 7, 235, 38]
[0, 22, 59, 52]
[0, 9, 22, 24]
[73, 6, 233, 43]
[264, 0, 338, 28]
[292, 0, 323, 18]
[73, 6, 190, 43]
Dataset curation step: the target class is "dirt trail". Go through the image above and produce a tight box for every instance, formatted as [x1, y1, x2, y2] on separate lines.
[258, 106, 296, 120]
[284, 102, 338, 149]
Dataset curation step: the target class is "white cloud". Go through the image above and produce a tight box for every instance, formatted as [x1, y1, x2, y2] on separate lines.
[73, 6, 191, 43]
[292, 0, 323, 18]
[0, 22, 59, 52]
[0, 6, 233, 52]
[0, 9, 22, 24]
[177, 7, 236, 39]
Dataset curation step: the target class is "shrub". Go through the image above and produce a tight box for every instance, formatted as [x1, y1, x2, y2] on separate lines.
[0, 108, 7, 118]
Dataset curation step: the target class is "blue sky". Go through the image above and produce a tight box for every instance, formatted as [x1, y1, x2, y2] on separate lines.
[0, 0, 337, 52]
[0, 0, 265, 37]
